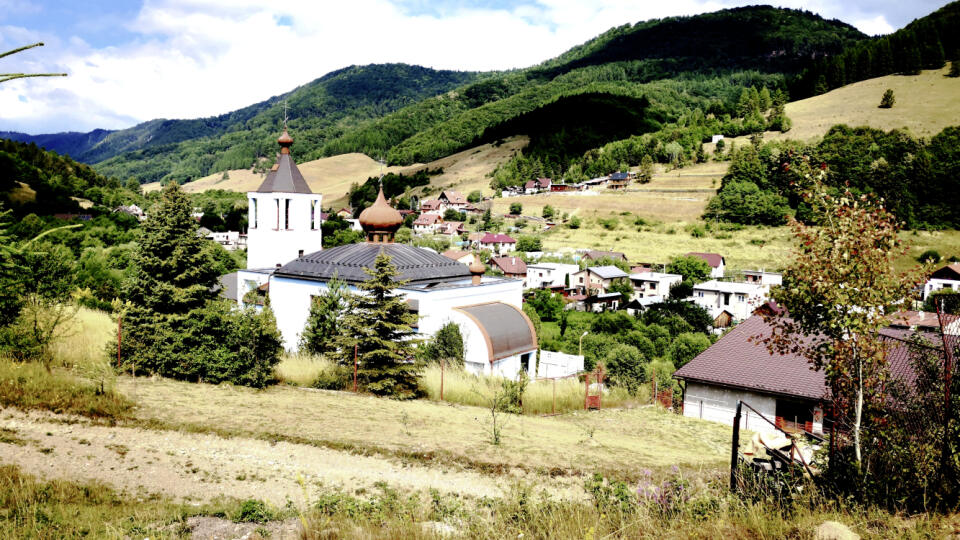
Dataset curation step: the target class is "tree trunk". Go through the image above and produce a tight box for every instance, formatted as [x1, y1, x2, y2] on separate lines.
[853, 357, 863, 464]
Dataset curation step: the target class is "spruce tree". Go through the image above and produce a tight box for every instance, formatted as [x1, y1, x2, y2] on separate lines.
[300, 275, 350, 356]
[120, 183, 219, 378]
[335, 253, 421, 398]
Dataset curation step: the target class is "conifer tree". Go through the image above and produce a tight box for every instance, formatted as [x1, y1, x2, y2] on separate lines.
[300, 275, 350, 355]
[334, 253, 421, 398]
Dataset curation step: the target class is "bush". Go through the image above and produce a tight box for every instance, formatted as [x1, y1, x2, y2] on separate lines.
[467, 190, 483, 203]
[542, 205, 555, 219]
[879, 89, 895, 108]
[568, 216, 581, 229]
[604, 344, 647, 394]
[516, 235, 542, 252]
[234, 499, 274, 523]
[668, 333, 711, 369]
[420, 322, 465, 367]
[918, 249, 941, 263]
[509, 202, 523, 215]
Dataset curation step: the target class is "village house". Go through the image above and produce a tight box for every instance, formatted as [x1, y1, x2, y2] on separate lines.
[437, 221, 465, 237]
[582, 250, 628, 263]
[419, 199, 441, 215]
[629, 272, 682, 300]
[525, 262, 580, 290]
[607, 172, 629, 190]
[674, 314, 943, 436]
[489, 256, 527, 281]
[205, 230, 244, 251]
[673, 315, 828, 435]
[441, 250, 479, 266]
[923, 263, 960, 300]
[742, 270, 783, 286]
[524, 177, 552, 194]
[114, 204, 146, 221]
[335, 207, 353, 219]
[477, 232, 516, 255]
[572, 265, 629, 295]
[412, 213, 442, 234]
[550, 183, 582, 192]
[231, 129, 537, 379]
[437, 190, 468, 211]
[690, 279, 766, 326]
[583, 292, 622, 312]
[686, 252, 725, 278]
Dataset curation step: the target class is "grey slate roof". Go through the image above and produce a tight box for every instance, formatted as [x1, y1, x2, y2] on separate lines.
[216, 272, 238, 302]
[274, 243, 472, 285]
[256, 153, 312, 194]
[455, 302, 537, 361]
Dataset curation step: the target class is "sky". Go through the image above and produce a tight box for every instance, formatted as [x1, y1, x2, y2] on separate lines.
[0, 0, 951, 134]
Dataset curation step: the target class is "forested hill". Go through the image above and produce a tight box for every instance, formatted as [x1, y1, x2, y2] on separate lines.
[15, 64, 478, 184]
[0, 129, 113, 159]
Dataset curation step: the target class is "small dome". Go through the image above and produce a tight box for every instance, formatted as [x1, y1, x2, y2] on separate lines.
[469, 258, 485, 275]
[359, 186, 403, 234]
[277, 128, 293, 146]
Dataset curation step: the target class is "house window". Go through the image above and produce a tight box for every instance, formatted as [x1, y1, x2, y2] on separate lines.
[697, 291, 704, 298]
[736, 294, 745, 302]
[648, 282, 655, 290]
[284, 199, 291, 229]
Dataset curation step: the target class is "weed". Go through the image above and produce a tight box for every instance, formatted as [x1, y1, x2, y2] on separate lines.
[235, 499, 274, 523]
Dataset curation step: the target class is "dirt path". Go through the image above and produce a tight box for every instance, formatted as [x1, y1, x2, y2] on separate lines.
[0, 408, 513, 506]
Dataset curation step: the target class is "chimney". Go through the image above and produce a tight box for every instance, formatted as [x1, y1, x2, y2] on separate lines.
[469, 257, 485, 286]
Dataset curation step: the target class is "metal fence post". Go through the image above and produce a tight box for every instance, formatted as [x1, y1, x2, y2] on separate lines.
[730, 400, 742, 492]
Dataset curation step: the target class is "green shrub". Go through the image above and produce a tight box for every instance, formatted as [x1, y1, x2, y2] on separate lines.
[918, 249, 941, 263]
[879, 89, 895, 108]
[234, 499, 273, 523]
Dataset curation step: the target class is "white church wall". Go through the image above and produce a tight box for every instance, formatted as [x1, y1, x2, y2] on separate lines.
[270, 276, 361, 350]
[403, 278, 523, 336]
[247, 192, 322, 269]
[236, 269, 272, 305]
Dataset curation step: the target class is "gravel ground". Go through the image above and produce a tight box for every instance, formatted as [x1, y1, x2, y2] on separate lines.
[0, 407, 511, 506]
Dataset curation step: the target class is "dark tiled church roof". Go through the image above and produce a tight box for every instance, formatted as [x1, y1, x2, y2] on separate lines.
[256, 152, 312, 194]
[274, 243, 472, 285]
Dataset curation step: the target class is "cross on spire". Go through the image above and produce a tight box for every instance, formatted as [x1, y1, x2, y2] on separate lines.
[282, 100, 289, 129]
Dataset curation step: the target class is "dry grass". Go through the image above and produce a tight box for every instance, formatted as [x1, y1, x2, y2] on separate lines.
[118, 375, 730, 476]
[274, 353, 334, 387]
[419, 365, 645, 415]
[8, 182, 36, 204]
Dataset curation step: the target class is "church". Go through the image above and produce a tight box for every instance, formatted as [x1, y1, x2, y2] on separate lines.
[231, 129, 537, 378]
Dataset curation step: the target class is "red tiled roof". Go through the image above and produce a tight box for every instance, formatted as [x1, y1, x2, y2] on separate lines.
[686, 252, 724, 268]
[585, 250, 627, 261]
[490, 256, 526, 275]
[524, 177, 551, 189]
[480, 233, 516, 244]
[420, 200, 440, 210]
[413, 214, 441, 226]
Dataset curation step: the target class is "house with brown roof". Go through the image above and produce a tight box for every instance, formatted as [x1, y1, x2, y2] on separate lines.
[412, 213, 442, 234]
[419, 200, 441, 215]
[441, 250, 478, 266]
[489, 256, 527, 281]
[524, 177, 552, 194]
[571, 266, 629, 296]
[437, 190, 468, 211]
[437, 221, 465, 237]
[673, 316, 945, 435]
[923, 262, 960, 300]
[686, 252, 725, 278]
[478, 233, 516, 255]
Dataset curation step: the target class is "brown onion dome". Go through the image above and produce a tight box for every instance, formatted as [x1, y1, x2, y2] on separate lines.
[277, 128, 294, 153]
[469, 258, 485, 275]
[359, 186, 403, 240]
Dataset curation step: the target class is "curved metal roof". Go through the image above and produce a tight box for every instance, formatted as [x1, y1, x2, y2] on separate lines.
[454, 302, 537, 361]
[274, 243, 472, 285]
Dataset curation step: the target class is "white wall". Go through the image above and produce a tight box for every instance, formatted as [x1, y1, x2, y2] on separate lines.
[247, 192, 323, 269]
[431, 308, 534, 379]
[682, 382, 779, 433]
[269, 276, 362, 350]
[924, 278, 960, 300]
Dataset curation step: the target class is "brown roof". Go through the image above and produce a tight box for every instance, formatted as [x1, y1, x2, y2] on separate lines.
[930, 263, 960, 281]
[442, 250, 472, 261]
[887, 311, 941, 331]
[686, 252, 724, 268]
[439, 190, 467, 204]
[673, 315, 827, 400]
[674, 315, 950, 402]
[413, 214, 441, 226]
[584, 250, 627, 261]
[490, 256, 526, 276]
[480, 233, 516, 244]
[420, 200, 440, 210]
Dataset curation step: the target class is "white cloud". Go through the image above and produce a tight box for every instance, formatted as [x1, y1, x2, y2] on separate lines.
[0, 0, 935, 133]
[849, 14, 895, 36]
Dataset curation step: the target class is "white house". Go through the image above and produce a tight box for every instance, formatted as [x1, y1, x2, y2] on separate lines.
[742, 270, 782, 287]
[572, 266, 629, 295]
[525, 262, 580, 290]
[436, 190, 468, 212]
[690, 280, 766, 324]
[629, 272, 682, 299]
[524, 177, 551, 194]
[412, 213, 442, 234]
[477, 233, 516, 255]
[923, 263, 960, 300]
[686, 252, 725, 279]
[246, 129, 323, 269]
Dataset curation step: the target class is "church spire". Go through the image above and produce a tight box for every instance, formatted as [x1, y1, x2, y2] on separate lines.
[358, 186, 403, 243]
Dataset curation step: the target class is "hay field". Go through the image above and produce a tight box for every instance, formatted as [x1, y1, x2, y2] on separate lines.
[490, 161, 724, 222]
